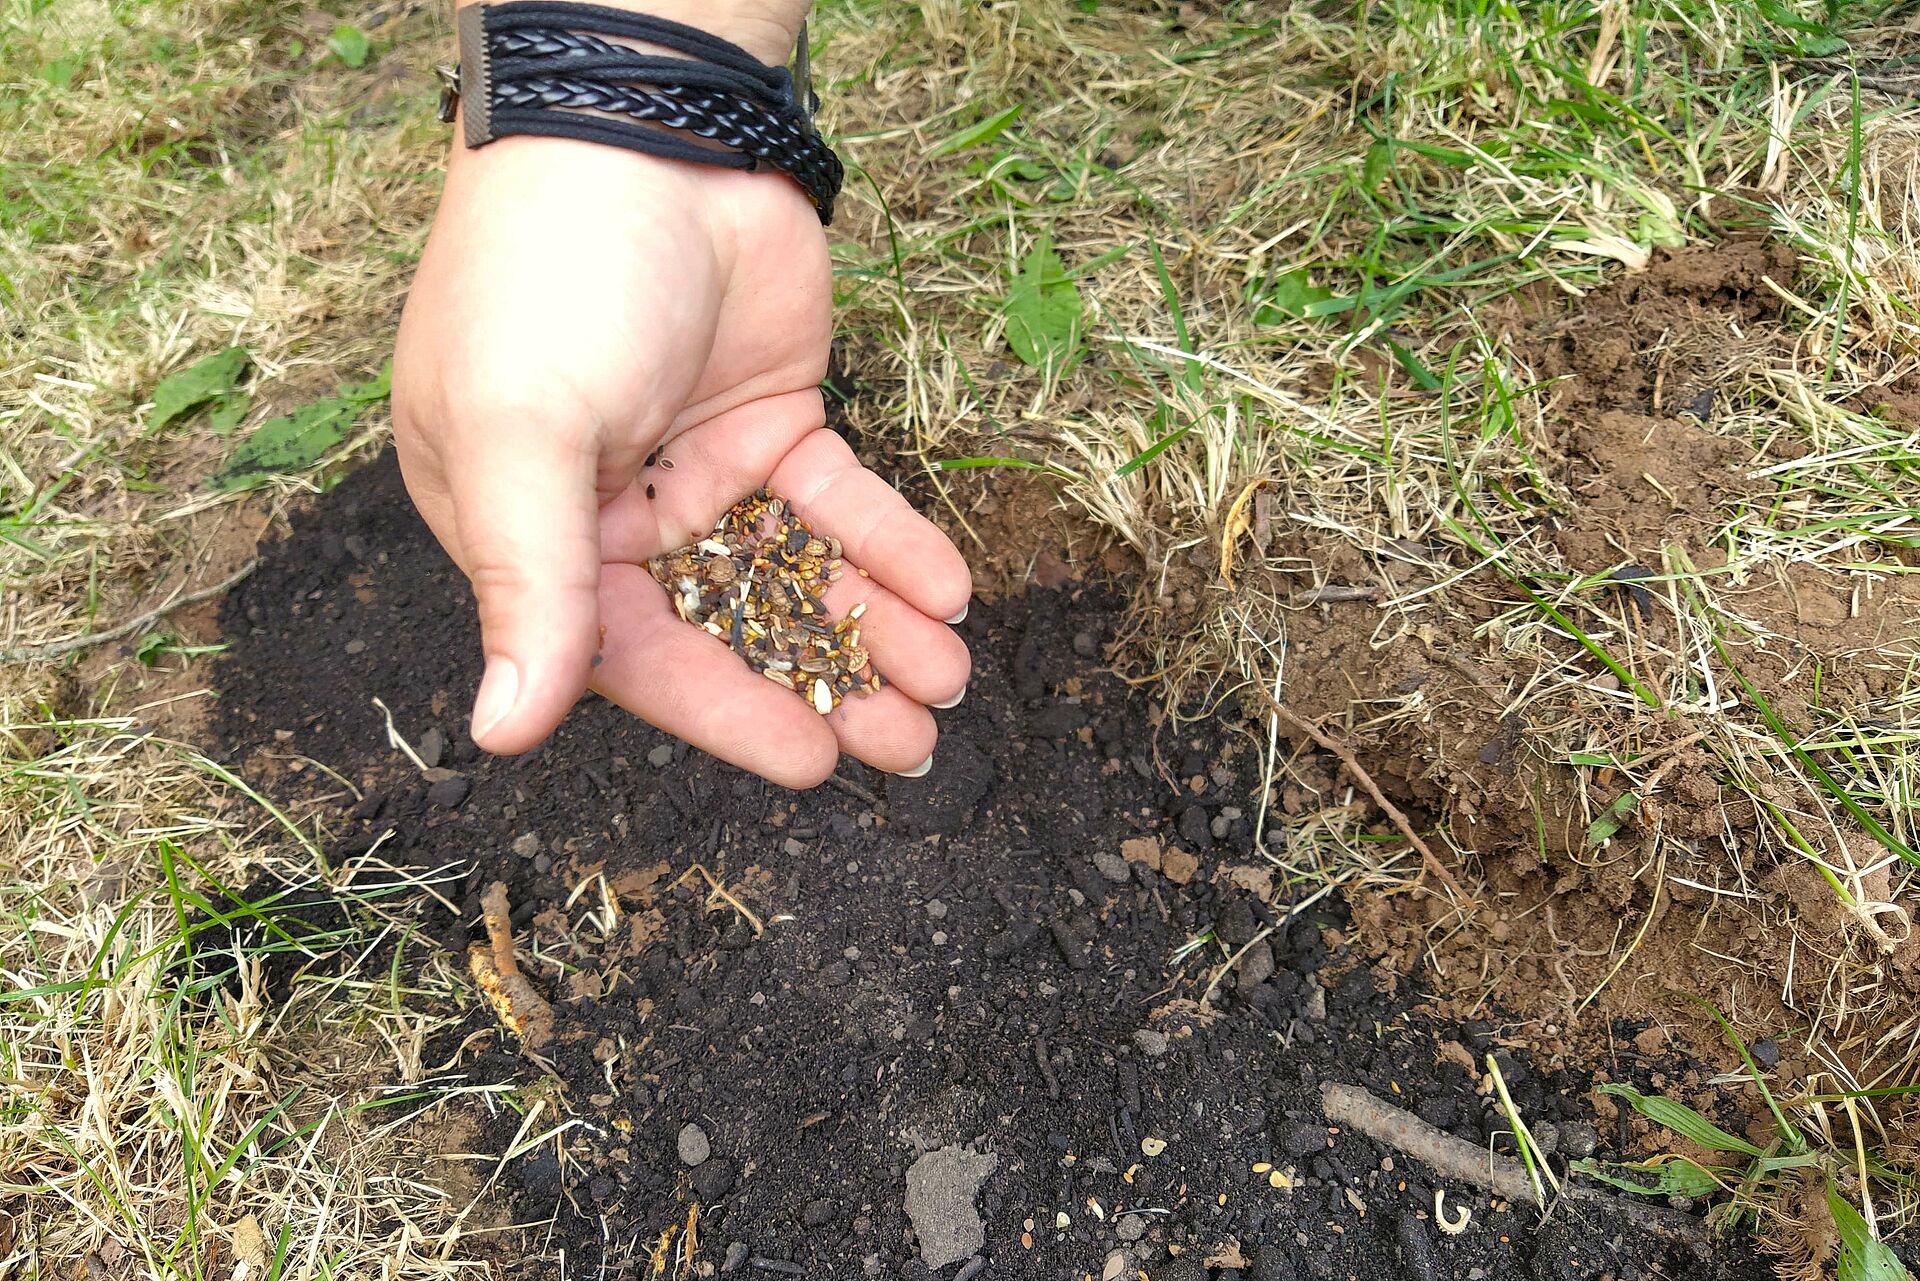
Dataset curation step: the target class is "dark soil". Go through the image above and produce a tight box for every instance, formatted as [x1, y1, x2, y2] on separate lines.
[213, 451, 1771, 1281]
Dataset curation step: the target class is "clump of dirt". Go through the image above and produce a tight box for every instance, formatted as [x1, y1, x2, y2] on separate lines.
[213, 452, 1772, 1279]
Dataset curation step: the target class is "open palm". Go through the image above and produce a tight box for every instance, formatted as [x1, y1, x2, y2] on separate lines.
[394, 140, 970, 786]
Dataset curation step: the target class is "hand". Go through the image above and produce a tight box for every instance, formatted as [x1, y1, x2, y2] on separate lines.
[393, 124, 971, 787]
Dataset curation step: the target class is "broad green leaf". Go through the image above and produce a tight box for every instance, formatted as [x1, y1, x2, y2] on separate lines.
[150, 347, 248, 432]
[134, 632, 175, 666]
[212, 397, 359, 491]
[1002, 237, 1083, 370]
[40, 53, 81, 89]
[1585, 792, 1639, 847]
[1598, 1083, 1764, 1157]
[1572, 1157, 1721, 1198]
[930, 105, 1023, 157]
[1828, 1183, 1909, 1281]
[1253, 269, 1337, 324]
[339, 360, 392, 403]
[327, 23, 371, 68]
[208, 392, 251, 436]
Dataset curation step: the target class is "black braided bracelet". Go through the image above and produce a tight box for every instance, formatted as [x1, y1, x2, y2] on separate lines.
[438, 2, 844, 223]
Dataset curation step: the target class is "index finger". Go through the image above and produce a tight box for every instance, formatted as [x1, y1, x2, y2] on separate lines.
[768, 429, 972, 624]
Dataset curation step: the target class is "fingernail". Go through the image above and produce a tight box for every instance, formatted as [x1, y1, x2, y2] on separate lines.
[932, 686, 966, 710]
[892, 753, 933, 779]
[471, 657, 520, 743]
[945, 602, 969, 625]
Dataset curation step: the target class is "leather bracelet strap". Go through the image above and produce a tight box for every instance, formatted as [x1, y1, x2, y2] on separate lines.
[443, 2, 843, 223]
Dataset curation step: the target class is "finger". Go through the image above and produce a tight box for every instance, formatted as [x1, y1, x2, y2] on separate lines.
[771, 429, 972, 624]
[444, 413, 604, 755]
[824, 682, 938, 776]
[592, 564, 839, 787]
[816, 573, 970, 708]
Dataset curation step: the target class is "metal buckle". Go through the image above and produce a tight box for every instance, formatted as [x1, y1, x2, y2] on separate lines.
[435, 63, 461, 124]
[789, 21, 818, 121]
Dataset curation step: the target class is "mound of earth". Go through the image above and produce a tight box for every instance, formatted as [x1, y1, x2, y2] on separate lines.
[213, 452, 1770, 1280]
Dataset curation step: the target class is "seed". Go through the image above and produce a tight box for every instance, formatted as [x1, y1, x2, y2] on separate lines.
[658, 456, 676, 470]
[812, 679, 832, 715]
[844, 645, 869, 672]
[646, 484, 656, 499]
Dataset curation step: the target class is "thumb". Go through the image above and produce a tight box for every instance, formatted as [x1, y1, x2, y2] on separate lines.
[448, 421, 605, 755]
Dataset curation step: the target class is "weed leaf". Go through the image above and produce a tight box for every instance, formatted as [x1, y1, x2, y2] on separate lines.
[1253, 269, 1340, 324]
[1003, 237, 1084, 370]
[1585, 792, 1638, 847]
[150, 347, 248, 432]
[212, 397, 359, 491]
[1598, 1083, 1764, 1157]
[327, 23, 371, 68]
[930, 105, 1023, 157]
[1571, 1157, 1721, 1199]
[1827, 1183, 1907, 1281]
[339, 360, 393, 403]
[207, 392, 252, 436]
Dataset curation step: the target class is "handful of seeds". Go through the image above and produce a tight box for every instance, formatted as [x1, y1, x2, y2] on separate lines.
[648, 488, 880, 715]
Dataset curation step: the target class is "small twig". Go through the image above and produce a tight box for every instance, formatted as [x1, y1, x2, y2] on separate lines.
[1258, 693, 1473, 907]
[1294, 584, 1380, 605]
[1321, 1083, 1709, 1247]
[2, 559, 258, 663]
[827, 772, 882, 806]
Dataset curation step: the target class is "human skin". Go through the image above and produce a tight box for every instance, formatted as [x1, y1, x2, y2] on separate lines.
[393, 0, 971, 788]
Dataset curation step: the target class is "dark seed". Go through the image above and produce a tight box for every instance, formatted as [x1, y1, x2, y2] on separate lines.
[646, 484, 657, 499]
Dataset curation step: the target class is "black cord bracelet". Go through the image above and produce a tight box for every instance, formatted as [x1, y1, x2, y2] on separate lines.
[439, 2, 844, 223]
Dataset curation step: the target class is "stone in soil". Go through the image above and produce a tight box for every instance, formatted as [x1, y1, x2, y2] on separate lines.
[677, 1122, 711, 1167]
[902, 1146, 995, 1270]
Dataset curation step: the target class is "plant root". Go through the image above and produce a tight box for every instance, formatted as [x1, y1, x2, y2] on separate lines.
[469, 880, 556, 1051]
[1320, 1083, 1709, 1249]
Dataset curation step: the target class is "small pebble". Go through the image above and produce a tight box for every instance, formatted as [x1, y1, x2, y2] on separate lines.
[426, 776, 469, 809]
[802, 1197, 835, 1227]
[511, 832, 540, 859]
[678, 1122, 711, 1167]
[1092, 850, 1132, 884]
[418, 726, 446, 769]
[926, 899, 948, 920]
[344, 638, 366, 655]
[647, 744, 675, 769]
[723, 1243, 749, 1273]
[1557, 1122, 1598, 1159]
[693, 1158, 736, 1200]
[1133, 1029, 1168, 1058]
[1115, 1214, 1146, 1242]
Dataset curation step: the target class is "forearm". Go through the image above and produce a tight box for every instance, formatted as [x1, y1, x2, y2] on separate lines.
[453, 0, 812, 63]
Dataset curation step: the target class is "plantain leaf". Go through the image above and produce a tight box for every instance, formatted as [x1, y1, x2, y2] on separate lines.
[211, 397, 358, 491]
[1002, 236, 1083, 370]
[327, 23, 370, 68]
[150, 347, 248, 432]
[1599, 1083, 1764, 1157]
[1572, 1156, 1722, 1198]
[1828, 1183, 1909, 1281]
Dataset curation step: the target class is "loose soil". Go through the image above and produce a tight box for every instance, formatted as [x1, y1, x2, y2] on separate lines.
[213, 452, 1775, 1280]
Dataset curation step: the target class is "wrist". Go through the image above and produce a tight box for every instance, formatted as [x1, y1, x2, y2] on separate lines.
[452, 0, 811, 65]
